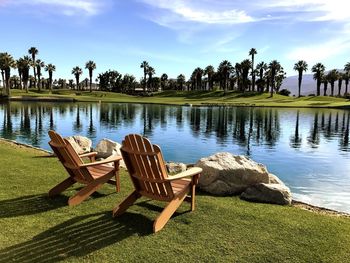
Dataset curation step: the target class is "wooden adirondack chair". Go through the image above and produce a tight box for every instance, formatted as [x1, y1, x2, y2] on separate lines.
[48, 130, 122, 206]
[112, 134, 202, 232]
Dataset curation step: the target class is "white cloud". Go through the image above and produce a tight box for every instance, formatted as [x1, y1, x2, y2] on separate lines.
[3, 0, 109, 16]
[286, 38, 350, 64]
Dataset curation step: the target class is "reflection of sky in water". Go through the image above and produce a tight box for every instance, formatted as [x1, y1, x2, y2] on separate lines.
[1, 102, 350, 213]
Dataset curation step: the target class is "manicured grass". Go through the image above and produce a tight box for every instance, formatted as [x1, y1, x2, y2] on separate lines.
[8, 89, 350, 108]
[1, 140, 350, 262]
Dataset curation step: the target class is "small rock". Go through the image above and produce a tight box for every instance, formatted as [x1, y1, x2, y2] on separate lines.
[65, 135, 92, 154]
[240, 183, 292, 205]
[94, 139, 125, 168]
[166, 162, 187, 174]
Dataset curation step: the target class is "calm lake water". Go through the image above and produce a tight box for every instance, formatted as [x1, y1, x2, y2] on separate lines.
[1, 101, 350, 213]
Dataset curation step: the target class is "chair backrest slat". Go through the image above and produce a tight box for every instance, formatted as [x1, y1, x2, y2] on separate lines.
[121, 134, 174, 201]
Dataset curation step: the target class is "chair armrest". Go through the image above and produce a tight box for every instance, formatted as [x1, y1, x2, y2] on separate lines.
[166, 167, 202, 181]
[79, 156, 122, 168]
[79, 151, 97, 158]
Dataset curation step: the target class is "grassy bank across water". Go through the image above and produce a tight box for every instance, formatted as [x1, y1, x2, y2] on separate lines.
[1, 140, 350, 262]
[6, 89, 350, 108]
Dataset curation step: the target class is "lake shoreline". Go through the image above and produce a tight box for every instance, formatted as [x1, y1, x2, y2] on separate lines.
[4, 95, 350, 109]
[1, 137, 348, 217]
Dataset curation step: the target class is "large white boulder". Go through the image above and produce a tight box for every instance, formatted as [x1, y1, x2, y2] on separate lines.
[94, 139, 125, 168]
[195, 152, 270, 195]
[65, 135, 92, 154]
[240, 183, 292, 205]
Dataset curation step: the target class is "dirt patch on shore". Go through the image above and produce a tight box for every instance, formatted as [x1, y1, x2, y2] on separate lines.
[292, 200, 350, 217]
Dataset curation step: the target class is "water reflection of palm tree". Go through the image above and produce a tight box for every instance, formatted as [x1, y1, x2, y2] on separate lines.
[308, 112, 320, 148]
[1, 103, 14, 139]
[73, 106, 82, 133]
[340, 112, 350, 151]
[290, 110, 302, 148]
[87, 104, 96, 137]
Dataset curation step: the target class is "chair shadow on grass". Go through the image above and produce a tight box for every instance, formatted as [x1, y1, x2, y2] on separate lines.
[0, 194, 68, 218]
[0, 211, 152, 263]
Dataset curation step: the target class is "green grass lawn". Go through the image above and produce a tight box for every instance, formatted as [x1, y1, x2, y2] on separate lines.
[7, 89, 350, 108]
[1, 140, 350, 262]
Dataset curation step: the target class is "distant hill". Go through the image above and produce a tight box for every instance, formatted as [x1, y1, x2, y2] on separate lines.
[281, 70, 346, 96]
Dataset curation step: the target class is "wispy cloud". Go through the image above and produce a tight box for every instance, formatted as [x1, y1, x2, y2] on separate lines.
[2, 0, 109, 16]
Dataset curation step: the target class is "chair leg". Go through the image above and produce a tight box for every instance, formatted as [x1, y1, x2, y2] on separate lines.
[153, 192, 187, 233]
[115, 173, 120, 193]
[112, 190, 140, 217]
[68, 176, 110, 206]
[190, 183, 196, 211]
[48, 177, 76, 197]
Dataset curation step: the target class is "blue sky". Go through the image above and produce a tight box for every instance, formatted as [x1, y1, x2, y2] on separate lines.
[1, 0, 349, 80]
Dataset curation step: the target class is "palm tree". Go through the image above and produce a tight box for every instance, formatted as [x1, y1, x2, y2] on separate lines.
[176, 74, 186, 91]
[21, 56, 32, 93]
[72, 66, 83, 91]
[160, 73, 168, 90]
[293, 60, 308, 97]
[85, 60, 96, 92]
[204, 65, 215, 90]
[327, 69, 339, 96]
[322, 75, 328, 96]
[36, 59, 45, 92]
[16, 58, 24, 90]
[338, 73, 343, 96]
[140, 61, 149, 92]
[218, 60, 233, 94]
[268, 60, 282, 97]
[147, 66, 155, 92]
[192, 67, 203, 90]
[344, 62, 350, 95]
[240, 59, 252, 92]
[45, 63, 56, 93]
[0, 52, 16, 96]
[311, 63, 325, 96]
[249, 48, 257, 91]
[28, 47, 38, 88]
[256, 61, 267, 92]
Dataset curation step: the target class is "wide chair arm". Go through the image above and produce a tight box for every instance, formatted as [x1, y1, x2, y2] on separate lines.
[79, 151, 98, 161]
[166, 167, 202, 182]
[64, 156, 122, 170]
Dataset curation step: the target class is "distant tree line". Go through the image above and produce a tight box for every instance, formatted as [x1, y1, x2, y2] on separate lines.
[1, 46, 349, 97]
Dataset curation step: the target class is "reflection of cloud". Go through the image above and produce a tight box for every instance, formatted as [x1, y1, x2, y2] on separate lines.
[2, 0, 110, 16]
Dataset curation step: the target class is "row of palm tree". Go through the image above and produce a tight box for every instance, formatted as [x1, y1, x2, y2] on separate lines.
[294, 60, 350, 97]
[2, 47, 350, 97]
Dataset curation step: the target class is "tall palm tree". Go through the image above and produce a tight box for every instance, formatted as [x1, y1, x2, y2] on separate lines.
[0, 52, 16, 96]
[85, 60, 96, 92]
[28, 47, 38, 88]
[204, 65, 215, 90]
[160, 73, 168, 90]
[140, 61, 149, 92]
[45, 63, 56, 93]
[327, 69, 339, 96]
[256, 61, 267, 92]
[147, 66, 155, 92]
[249, 48, 257, 91]
[176, 74, 186, 91]
[311, 63, 325, 96]
[193, 67, 203, 90]
[268, 60, 282, 97]
[72, 66, 83, 91]
[218, 60, 233, 94]
[293, 60, 308, 97]
[36, 59, 45, 92]
[21, 56, 32, 93]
